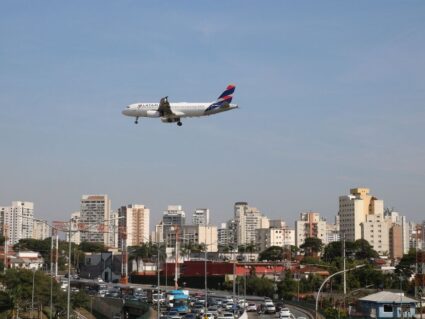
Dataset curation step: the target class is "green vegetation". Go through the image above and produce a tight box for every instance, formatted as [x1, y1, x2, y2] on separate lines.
[0, 268, 91, 318]
[258, 246, 284, 261]
[300, 237, 323, 257]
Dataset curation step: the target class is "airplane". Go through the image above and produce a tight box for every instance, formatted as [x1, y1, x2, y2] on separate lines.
[122, 84, 238, 126]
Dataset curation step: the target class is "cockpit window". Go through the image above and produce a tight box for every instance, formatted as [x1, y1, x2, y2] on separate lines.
[126, 105, 131, 108]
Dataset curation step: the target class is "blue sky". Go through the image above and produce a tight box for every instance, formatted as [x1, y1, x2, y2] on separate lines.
[1, 1, 424, 228]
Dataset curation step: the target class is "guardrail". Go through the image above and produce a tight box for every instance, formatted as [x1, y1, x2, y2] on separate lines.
[285, 300, 323, 319]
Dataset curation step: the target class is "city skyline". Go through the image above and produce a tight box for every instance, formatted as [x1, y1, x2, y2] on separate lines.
[1, 2, 424, 226]
[0, 186, 422, 233]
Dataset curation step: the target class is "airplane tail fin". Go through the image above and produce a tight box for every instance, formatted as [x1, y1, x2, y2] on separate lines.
[205, 84, 236, 112]
[216, 84, 236, 105]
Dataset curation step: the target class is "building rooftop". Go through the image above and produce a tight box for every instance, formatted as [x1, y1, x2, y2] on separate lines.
[359, 291, 417, 304]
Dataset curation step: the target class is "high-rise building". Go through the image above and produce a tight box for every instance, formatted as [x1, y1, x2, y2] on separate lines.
[295, 212, 327, 247]
[109, 210, 119, 248]
[0, 201, 34, 245]
[218, 220, 237, 249]
[118, 204, 150, 247]
[389, 224, 403, 259]
[192, 208, 210, 226]
[234, 202, 269, 246]
[326, 217, 340, 244]
[162, 205, 185, 246]
[153, 222, 164, 244]
[361, 211, 391, 255]
[32, 219, 50, 240]
[80, 195, 111, 246]
[256, 219, 295, 252]
[181, 225, 218, 252]
[338, 188, 384, 242]
[384, 210, 409, 254]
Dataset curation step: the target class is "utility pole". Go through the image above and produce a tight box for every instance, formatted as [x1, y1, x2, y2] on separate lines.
[342, 232, 346, 295]
[55, 232, 59, 277]
[3, 224, 7, 274]
[157, 243, 160, 319]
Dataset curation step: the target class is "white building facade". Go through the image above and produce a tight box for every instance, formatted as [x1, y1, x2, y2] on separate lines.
[32, 219, 50, 240]
[79, 195, 111, 246]
[295, 212, 327, 247]
[192, 208, 210, 226]
[0, 201, 34, 245]
[338, 188, 384, 242]
[234, 202, 269, 246]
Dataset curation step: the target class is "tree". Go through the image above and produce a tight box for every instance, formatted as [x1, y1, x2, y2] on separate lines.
[258, 246, 284, 261]
[300, 237, 323, 257]
[1, 268, 66, 317]
[71, 290, 89, 309]
[79, 241, 106, 253]
[278, 270, 297, 300]
[352, 239, 379, 260]
[395, 249, 417, 277]
[245, 276, 275, 297]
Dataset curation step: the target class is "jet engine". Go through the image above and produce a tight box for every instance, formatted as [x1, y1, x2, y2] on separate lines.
[146, 110, 160, 117]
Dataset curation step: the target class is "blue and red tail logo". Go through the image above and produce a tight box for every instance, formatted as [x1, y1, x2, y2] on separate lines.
[205, 84, 236, 112]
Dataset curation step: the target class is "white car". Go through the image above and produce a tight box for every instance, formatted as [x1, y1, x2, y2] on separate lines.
[246, 303, 257, 312]
[264, 302, 276, 314]
[278, 308, 291, 318]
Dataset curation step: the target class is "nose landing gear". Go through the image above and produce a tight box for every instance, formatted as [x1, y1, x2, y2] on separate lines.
[135, 117, 139, 124]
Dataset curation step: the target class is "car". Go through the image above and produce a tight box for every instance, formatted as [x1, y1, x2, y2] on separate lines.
[183, 314, 196, 319]
[297, 317, 307, 319]
[203, 313, 215, 319]
[219, 313, 234, 318]
[264, 302, 276, 314]
[246, 303, 257, 312]
[167, 311, 179, 317]
[278, 308, 291, 318]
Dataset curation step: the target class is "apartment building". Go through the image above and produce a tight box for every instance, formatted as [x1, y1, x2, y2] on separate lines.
[79, 195, 111, 246]
[234, 202, 269, 246]
[118, 204, 150, 247]
[0, 201, 34, 245]
[192, 208, 210, 226]
[295, 211, 327, 247]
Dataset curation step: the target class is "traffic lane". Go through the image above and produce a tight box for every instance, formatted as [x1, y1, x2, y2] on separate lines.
[246, 307, 311, 319]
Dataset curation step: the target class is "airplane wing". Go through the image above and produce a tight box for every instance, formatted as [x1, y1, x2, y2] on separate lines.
[158, 96, 174, 117]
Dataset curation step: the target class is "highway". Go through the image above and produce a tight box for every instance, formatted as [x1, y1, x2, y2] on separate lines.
[70, 278, 314, 319]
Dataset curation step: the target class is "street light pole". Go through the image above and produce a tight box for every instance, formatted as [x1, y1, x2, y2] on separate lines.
[67, 219, 73, 319]
[315, 265, 365, 319]
[157, 243, 160, 319]
[31, 268, 36, 319]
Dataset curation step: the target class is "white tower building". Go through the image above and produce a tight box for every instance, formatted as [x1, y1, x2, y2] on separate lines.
[80, 195, 111, 246]
[234, 202, 269, 246]
[0, 201, 34, 245]
[192, 208, 210, 226]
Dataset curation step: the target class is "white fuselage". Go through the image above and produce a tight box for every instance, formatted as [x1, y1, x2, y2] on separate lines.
[122, 102, 238, 119]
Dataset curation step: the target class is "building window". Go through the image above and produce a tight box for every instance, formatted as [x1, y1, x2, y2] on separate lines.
[383, 304, 393, 312]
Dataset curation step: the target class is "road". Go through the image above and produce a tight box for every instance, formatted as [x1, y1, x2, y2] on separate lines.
[72, 278, 314, 319]
[246, 306, 313, 319]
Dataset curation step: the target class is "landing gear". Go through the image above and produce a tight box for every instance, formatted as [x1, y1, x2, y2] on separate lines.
[134, 117, 139, 124]
[177, 121, 182, 127]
